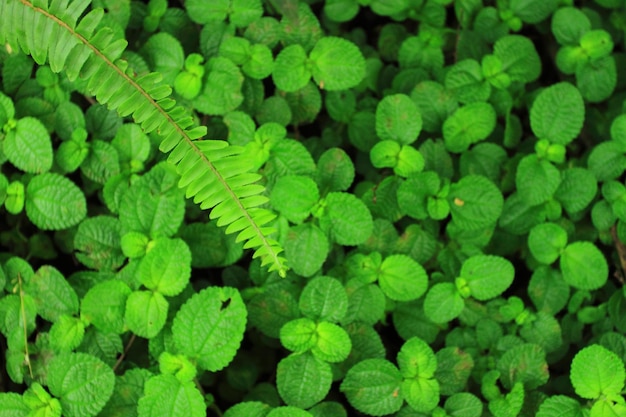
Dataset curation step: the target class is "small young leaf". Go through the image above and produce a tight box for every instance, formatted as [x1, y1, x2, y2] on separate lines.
[25, 173, 87, 230]
[139, 238, 191, 296]
[47, 352, 115, 417]
[340, 359, 403, 416]
[375, 94, 422, 145]
[560, 241, 608, 290]
[277, 352, 332, 409]
[137, 374, 205, 417]
[570, 344, 625, 399]
[530, 82, 584, 145]
[172, 286, 246, 372]
[461, 255, 515, 300]
[125, 290, 169, 339]
[299, 276, 348, 322]
[309, 37, 365, 91]
[401, 376, 439, 413]
[378, 254, 428, 302]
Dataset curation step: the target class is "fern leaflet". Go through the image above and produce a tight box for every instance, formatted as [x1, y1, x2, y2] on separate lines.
[0, 0, 287, 275]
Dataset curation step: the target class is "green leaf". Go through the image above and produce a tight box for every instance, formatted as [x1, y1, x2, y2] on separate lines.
[560, 241, 608, 290]
[270, 175, 320, 224]
[50, 315, 85, 352]
[530, 82, 584, 145]
[493, 35, 541, 83]
[309, 37, 365, 91]
[423, 283, 464, 324]
[80, 140, 120, 185]
[343, 281, 386, 325]
[25, 173, 86, 230]
[375, 94, 422, 145]
[178, 221, 243, 268]
[172, 286, 246, 372]
[267, 407, 313, 417]
[319, 192, 373, 246]
[299, 276, 348, 322]
[81, 280, 132, 334]
[443, 102, 496, 153]
[195, 57, 244, 115]
[223, 402, 271, 417]
[280, 318, 318, 353]
[340, 358, 403, 416]
[449, 175, 503, 230]
[459, 255, 514, 300]
[139, 238, 191, 296]
[277, 352, 332, 409]
[119, 162, 185, 238]
[435, 347, 475, 396]
[588, 141, 626, 182]
[497, 344, 549, 390]
[125, 290, 168, 339]
[315, 147, 355, 193]
[554, 168, 598, 213]
[536, 395, 584, 417]
[528, 266, 570, 315]
[137, 374, 204, 417]
[324, 0, 360, 22]
[378, 254, 428, 302]
[445, 393, 483, 417]
[272, 44, 310, 92]
[401, 377, 439, 413]
[510, 0, 557, 23]
[528, 223, 568, 265]
[312, 321, 352, 363]
[570, 344, 625, 399]
[4, 117, 53, 173]
[397, 337, 437, 379]
[576, 56, 617, 103]
[26, 265, 78, 322]
[74, 216, 125, 271]
[47, 352, 115, 417]
[516, 155, 561, 206]
[0, 393, 29, 417]
[99, 368, 152, 417]
[551, 7, 590, 45]
[445, 59, 490, 103]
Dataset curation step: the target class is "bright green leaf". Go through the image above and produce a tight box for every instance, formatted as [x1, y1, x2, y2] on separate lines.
[125, 290, 168, 339]
[570, 344, 625, 399]
[560, 241, 608, 290]
[530, 82, 584, 145]
[25, 173, 86, 230]
[139, 238, 191, 296]
[378, 254, 428, 302]
[277, 352, 332, 409]
[47, 352, 115, 417]
[172, 286, 246, 372]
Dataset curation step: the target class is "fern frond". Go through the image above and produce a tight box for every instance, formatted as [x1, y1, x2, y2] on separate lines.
[0, 0, 288, 276]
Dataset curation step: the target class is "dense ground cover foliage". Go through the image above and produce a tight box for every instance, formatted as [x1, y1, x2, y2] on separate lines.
[0, 0, 626, 416]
